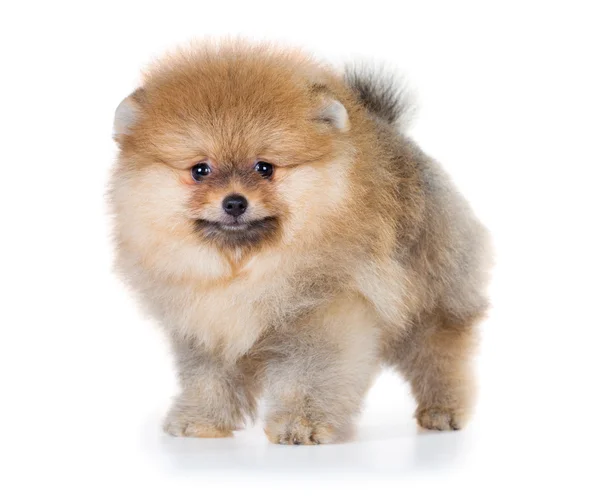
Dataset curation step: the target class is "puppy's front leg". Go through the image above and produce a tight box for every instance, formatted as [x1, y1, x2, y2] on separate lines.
[263, 296, 380, 445]
[163, 337, 258, 438]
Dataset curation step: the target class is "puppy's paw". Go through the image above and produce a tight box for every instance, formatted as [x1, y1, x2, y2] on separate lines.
[163, 411, 233, 438]
[416, 406, 466, 431]
[264, 414, 336, 445]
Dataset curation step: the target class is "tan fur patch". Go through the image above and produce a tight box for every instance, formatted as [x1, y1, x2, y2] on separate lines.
[165, 421, 233, 438]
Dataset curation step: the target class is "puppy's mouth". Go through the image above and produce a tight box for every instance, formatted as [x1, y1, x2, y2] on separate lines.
[194, 216, 280, 248]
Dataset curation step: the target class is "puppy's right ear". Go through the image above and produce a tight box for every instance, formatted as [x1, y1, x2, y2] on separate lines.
[113, 88, 144, 142]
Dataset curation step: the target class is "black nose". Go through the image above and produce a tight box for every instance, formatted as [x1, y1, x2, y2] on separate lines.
[222, 194, 248, 217]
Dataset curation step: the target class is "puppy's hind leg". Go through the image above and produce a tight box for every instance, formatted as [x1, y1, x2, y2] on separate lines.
[393, 313, 481, 431]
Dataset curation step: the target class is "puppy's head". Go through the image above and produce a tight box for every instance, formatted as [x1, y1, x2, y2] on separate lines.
[111, 42, 355, 276]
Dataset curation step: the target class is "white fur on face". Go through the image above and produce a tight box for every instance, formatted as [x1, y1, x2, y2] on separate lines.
[111, 163, 230, 282]
[276, 157, 352, 245]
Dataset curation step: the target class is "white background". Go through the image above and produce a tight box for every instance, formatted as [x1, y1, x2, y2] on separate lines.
[1, 1, 599, 498]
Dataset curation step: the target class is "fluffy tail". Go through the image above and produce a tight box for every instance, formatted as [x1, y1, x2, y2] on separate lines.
[344, 65, 414, 128]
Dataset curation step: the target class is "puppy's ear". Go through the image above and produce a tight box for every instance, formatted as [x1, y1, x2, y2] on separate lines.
[113, 88, 144, 140]
[317, 97, 350, 132]
[311, 84, 350, 132]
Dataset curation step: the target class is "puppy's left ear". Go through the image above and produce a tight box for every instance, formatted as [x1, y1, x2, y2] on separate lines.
[316, 97, 350, 132]
[113, 88, 144, 141]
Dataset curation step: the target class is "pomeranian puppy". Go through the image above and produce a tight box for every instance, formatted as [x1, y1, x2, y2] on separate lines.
[109, 40, 491, 444]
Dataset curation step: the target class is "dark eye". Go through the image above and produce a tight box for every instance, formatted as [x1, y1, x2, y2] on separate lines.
[191, 162, 212, 181]
[254, 161, 274, 178]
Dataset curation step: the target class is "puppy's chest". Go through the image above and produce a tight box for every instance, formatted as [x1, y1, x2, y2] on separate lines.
[196, 286, 264, 339]
[159, 266, 290, 358]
